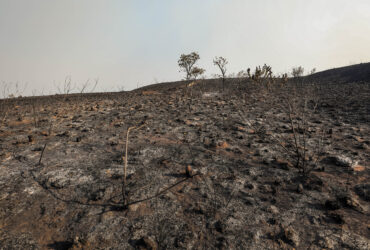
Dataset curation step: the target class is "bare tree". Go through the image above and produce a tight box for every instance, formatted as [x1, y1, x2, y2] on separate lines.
[292, 66, 304, 78]
[116, 85, 125, 92]
[0, 81, 27, 126]
[213, 56, 228, 91]
[78, 78, 99, 93]
[79, 79, 90, 94]
[0, 82, 10, 126]
[178, 52, 205, 80]
[56, 76, 75, 94]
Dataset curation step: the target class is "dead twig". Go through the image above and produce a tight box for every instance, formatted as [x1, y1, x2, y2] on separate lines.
[122, 122, 146, 206]
[38, 142, 48, 166]
[126, 174, 199, 208]
[37, 122, 53, 166]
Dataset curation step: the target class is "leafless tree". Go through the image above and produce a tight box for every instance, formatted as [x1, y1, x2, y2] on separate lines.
[0, 82, 10, 125]
[292, 66, 304, 78]
[213, 56, 228, 91]
[116, 85, 125, 92]
[56, 76, 75, 94]
[78, 78, 99, 93]
[0, 81, 27, 126]
[270, 84, 326, 177]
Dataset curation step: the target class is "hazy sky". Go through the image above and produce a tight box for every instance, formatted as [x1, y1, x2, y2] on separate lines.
[1, 0, 370, 96]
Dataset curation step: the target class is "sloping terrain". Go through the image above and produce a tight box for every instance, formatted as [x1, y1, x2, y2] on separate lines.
[308, 62, 370, 83]
[0, 76, 369, 249]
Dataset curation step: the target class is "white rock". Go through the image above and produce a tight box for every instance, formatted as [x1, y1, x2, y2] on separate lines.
[334, 155, 357, 168]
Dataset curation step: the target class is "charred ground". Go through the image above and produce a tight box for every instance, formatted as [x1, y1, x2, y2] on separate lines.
[0, 65, 369, 249]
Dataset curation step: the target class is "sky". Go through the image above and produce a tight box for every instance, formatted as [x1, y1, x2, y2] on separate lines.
[0, 0, 370, 97]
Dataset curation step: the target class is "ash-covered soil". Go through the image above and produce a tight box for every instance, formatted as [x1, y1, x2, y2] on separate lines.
[0, 79, 369, 249]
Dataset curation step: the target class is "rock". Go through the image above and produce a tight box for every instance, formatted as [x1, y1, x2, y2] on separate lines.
[128, 203, 140, 212]
[235, 126, 246, 132]
[179, 185, 191, 193]
[237, 191, 255, 206]
[56, 131, 70, 137]
[297, 184, 304, 193]
[14, 155, 27, 162]
[203, 137, 214, 147]
[319, 236, 335, 249]
[27, 135, 34, 142]
[268, 205, 279, 214]
[186, 165, 193, 177]
[351, 164, 365, 172]
[337, 192, 364, 212]
[244, 183, 255, 190]
[213, 220, 224, 233]
[262, 157, 274, 165]
[40, 131, 49, 136]
[136, 236, 158, 250]
[259, 184, 273, 193]
[202, 92, 219, 98]
[354, 183, 370, 201]
[231, 147, 243, 154]
[282, 226, 299, 247]
[274, 158, 293, 170]
[334, 155, 357, 167]
[13, 135, 29, 145]
[353, 136, 364, 143]
[326, 211, 345, 224]
[346, 196, 364, 212]
[325, 200, 341, 210]
[235, 132, 244, 139]
[217, 141, 230, 149]
[321, 155, 359, 168]
[247, 129, 255, 134]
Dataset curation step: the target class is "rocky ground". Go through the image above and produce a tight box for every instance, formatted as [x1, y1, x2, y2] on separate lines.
[0, 79, 369, 249]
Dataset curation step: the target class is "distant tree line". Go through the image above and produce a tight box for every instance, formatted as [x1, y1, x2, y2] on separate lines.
[178, 51, 316, 85]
